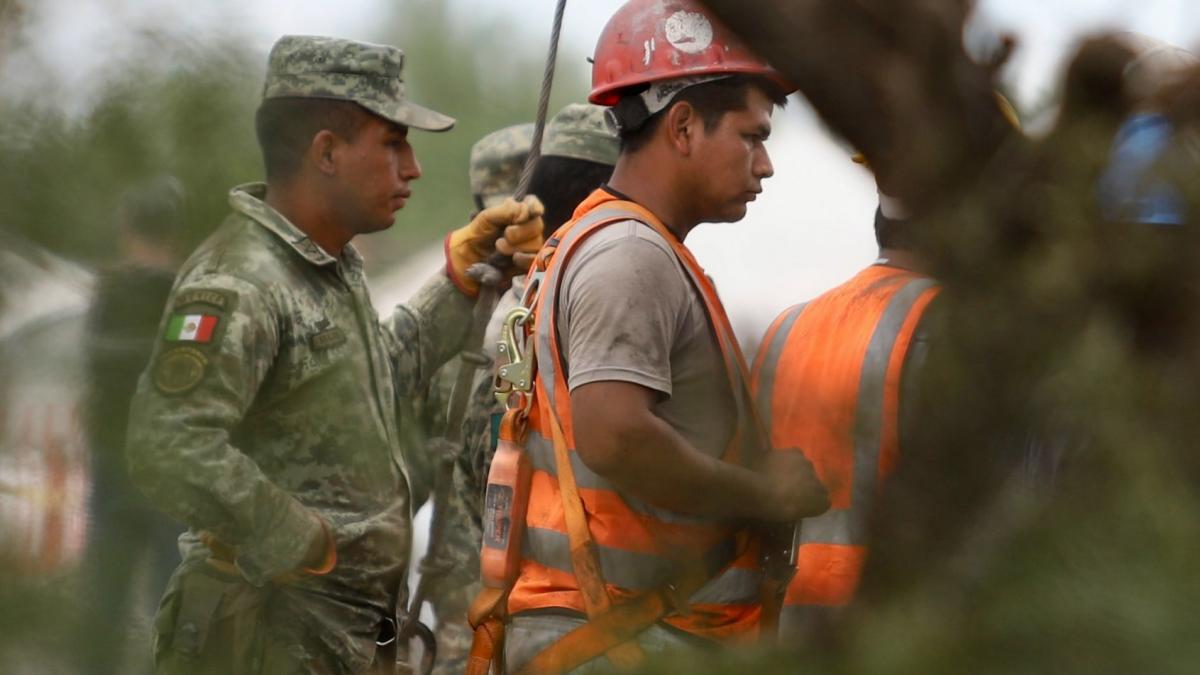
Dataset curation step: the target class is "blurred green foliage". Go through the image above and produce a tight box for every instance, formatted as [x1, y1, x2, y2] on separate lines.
[0, 39, 262, 265]
[0, 0, 588, 274]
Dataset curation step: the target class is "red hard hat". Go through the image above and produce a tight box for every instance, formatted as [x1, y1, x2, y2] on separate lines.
[589, 0, 796, 106]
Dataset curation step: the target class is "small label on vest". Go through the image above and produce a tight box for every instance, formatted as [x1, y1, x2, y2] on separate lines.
[483, 484, 514, 549]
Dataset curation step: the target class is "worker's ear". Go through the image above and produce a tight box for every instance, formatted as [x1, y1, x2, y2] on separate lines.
[311, 130, 340, 176]
[665, 100, 699, 157]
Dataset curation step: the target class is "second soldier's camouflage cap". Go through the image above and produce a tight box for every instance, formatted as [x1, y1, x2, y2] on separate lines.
[469, 123, 534, 209]
[262, 35, 455, 132]
[542, 103, 619, 166]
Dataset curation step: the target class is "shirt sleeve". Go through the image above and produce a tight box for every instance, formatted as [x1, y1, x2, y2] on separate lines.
[125, 272, 324, 586]
[560, 229, 689, 395]
[381, 272, 475, 399]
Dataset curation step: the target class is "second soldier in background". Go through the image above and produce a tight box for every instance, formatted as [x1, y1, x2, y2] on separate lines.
[415, 103, 621, 674]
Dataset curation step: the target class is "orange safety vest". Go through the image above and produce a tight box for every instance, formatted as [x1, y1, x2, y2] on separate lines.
[751, 264, 939, 631]
[507, 189, 764, 642]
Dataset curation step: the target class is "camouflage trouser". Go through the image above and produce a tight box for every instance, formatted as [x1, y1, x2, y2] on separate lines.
[431, 616, 473, 675]
[503, 613, 712, 674]
[152, 565, 399, 675]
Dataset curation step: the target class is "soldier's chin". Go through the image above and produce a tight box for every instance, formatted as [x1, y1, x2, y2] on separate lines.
[372, 214, 399, 232]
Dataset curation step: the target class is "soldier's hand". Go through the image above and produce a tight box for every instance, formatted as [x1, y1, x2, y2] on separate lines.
[445, 196, 545, 296]
[197, 514, 335, 583]
[198, 531, 242, 577]
[757, 448, 830, 522]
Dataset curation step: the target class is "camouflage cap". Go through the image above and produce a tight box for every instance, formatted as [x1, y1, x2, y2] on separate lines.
[263, 35, 454, 132]
[469, 123, 534, 208]
[542, 103, 619, 166]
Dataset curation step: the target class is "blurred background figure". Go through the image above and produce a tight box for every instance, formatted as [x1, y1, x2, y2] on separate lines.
[1099, 34, 1198, 228]
[80, 174, 186, 674]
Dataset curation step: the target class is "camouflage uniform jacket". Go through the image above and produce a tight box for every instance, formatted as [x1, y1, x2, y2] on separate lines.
[127, 183, 473, 672]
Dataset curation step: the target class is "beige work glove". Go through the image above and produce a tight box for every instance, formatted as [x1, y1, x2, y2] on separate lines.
[444, 196, 545, 297]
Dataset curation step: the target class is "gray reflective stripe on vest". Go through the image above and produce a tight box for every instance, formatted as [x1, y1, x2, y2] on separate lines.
[800, 277, 938, 546]
[524, 526, 672, 589]
[778, 604, 838, 638]
[523, 429, 718, 526]
[689, 566, 764, 605]
[523, 526, 757, 602]
[754, 303, 808, 433]
[796, 509, 856, 545]
[524, 428, 615, 491]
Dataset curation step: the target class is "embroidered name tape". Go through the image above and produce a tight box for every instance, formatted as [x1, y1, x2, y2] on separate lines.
[310, 327, 347, 350]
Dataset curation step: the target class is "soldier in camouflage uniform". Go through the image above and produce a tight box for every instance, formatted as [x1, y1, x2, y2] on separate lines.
[406, 122, 534, 675]
[424, 104, 620, 648]
[471, 124, 536, 212]
[125, 35, 543, 675]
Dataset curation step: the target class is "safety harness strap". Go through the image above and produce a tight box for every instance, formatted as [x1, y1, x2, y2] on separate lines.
[466, 586, 508, 674]
[466, 617, 505, 675]
[515, 563, 714, 674]
[545, 405, 648, 670]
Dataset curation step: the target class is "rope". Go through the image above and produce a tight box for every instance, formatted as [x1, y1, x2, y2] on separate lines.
[514, 0, 569, 202]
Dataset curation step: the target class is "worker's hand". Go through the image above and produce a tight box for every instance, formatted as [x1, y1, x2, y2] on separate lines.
[445, 196, 545, 297]
[756, 448, 830, 522]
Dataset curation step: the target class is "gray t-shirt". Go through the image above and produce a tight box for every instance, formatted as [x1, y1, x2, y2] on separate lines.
[557, 219, 736, 460]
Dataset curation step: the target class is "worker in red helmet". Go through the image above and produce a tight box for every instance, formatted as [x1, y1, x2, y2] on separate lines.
[470, 1, 830, 672]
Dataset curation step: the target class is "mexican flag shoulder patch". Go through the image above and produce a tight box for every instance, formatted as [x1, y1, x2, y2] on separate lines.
[165, 313, 220, 343]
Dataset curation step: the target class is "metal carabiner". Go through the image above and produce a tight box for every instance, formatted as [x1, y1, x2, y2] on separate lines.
[494, 306, 534, 408]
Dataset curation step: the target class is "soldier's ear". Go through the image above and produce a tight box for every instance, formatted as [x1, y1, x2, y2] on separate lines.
[312, 130, 339, 176]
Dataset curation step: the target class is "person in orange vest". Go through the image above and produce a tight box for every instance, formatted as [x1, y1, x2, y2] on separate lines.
[752, 89, 1026, 643]
[751, 172, 941, 642]
[481, 1, 830, 672]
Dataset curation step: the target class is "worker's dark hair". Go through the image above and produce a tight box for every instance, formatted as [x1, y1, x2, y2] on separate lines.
[613, 75, 789, 154]
[874, 207, 915, 251]
[255, 98, 373, 181]
[528, 156, 615, 234]
[117, 175, 186, 243]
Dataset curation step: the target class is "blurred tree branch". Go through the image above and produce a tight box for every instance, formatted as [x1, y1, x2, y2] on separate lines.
[694, 2, 1200, 672]
[703, 0, 1012, 215]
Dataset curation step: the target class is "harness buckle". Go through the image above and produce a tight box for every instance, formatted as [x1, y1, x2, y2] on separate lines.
[494, 306, 534, 409]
